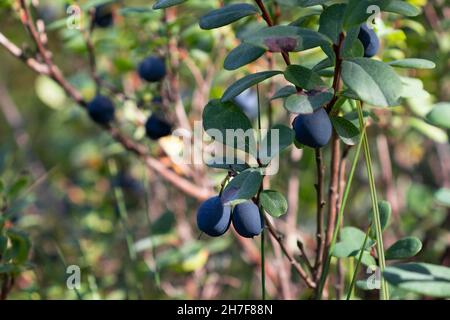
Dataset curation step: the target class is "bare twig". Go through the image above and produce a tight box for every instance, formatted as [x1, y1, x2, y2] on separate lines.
[0, 0, 213, 202]
[314, 148, 326, 279]
[264, 215, 316, 289]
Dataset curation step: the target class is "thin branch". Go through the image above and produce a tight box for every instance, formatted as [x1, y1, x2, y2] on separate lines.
[2, 0, 212, 202]
[254, 0, 291, 65]
[313, 148, 326, 278]
[0, 32, 49, 74]
[264, 215, 316, 289]
[326, 32, 345, 113]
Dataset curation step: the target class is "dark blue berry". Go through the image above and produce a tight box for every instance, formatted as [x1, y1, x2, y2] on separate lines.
[138, 56, 166, 82]
[197, 196, 232, 237]
[292, 108, 332, 148]
[87, 95, 115, 125]
[232, 201, 264, 238]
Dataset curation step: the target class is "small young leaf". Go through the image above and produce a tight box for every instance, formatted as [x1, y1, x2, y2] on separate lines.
[388, 58, 436, 69]
[385, 237, 422, 260]
[333, 227, 374, 258]
[284, 65, 326, 90]
[384, 263, 450, 298]
[368, 201, 391, 235]
[221, 71, 282, 102]
[199, 4, 258, 30]
[224, 43, 266, 71]
[330, 116, 360, 145]
[260, 190, 288, 218]
[222, 169, 263, 205]
[284, 91, 333, 114]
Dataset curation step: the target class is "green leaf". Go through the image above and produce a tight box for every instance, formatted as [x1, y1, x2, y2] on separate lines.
[224, 43, 266, 71]
[222, 169, 263, 205]
[435, 188, 450, 207]
[360, 251, 377, 267]
[384, 0, 421, 17]
[276, 0, 331, 6]
[260, 190, 288, 218]
[5, 229, 30, 264]
[333, 227, 374, 258]
[388, 58, 435, 69]
[203, 99, 256, 154]
[426, 103, 450, 129]
[385, 237, 422, 260]
[384, 263, 450, 298]
[244, 25, 331, 52]
[258, 125, 295, 165]
[8, 177, 28, 199]
[342, 26, 364, 58]
[284, 65, 326, 90]
[153, 0, 187, 10]
[221, 71, 282, 102]
[35, 76, 66, 110]
[343, 0, 391, 28]
[409, 117, 448, 144]
[330, 116, 360, 145]
[0, 235, 7, 256]
[271, 85, 297, 100]
[199, 4, 258, 30]
[368, 201, 391, 233]
[318, 3, 346, 44]
[284, 91, 333, 114]
[0, 263, 21, 274]
[206, 157, 250, 173]
[341, 58, 402, 107]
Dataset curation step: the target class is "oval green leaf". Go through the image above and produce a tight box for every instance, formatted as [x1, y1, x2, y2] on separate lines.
[388, 58, 436, 69]
[385, 237, 422, 260]
[153, 0, 188, 10]
[260, 190, 288, 218]
[426, 103, 450, 129]
[224, 43, 266, 71]
[199, 3, 258, 30]
[221, 71, 282, 102]
[384, 263, 450, 298]
[341, 58, 402, 107]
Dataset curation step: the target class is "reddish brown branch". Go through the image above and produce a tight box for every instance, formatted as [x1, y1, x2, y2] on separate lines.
[264, 215, 316, 289]
[254, 0, 291, 66]
[313, 148, 326, 279]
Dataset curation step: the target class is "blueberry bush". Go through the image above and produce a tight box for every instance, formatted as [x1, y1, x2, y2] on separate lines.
[0, 0, 449, 300]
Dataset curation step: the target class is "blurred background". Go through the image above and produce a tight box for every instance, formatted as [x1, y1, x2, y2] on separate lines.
[0, 0, 449, 299]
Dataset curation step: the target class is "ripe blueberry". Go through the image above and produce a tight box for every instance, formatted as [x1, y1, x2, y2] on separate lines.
[232, 201, 264, 238]
[94, 5, 113, 28]
[138, 56, 166, 82]
[234, 89, 258, 120]
[358, 24, 380, 58]
[197, 196, 232, 237]
[145, 115, 172, 140]
[87, 95, 115, 125]
[292, 108, 332, 148]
